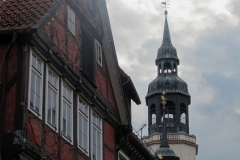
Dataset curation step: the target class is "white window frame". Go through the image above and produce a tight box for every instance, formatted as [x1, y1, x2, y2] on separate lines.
[61, 81, 73, 144]
[91, 110, 102, 160]
[68, 6, 76, 35]
[77, 96, 89, 155]
[28, 49, 44, 118]
[118, 150, 130, 160]
[95, 40, 102, 66]
[45, 65, 59, 132]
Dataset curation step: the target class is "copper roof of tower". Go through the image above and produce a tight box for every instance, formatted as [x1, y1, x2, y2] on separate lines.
[156, 11, 179, 65]
[146, 11, 190, 98]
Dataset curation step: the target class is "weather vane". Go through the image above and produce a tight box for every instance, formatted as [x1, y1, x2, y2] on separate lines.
[161, 0, 170, 16]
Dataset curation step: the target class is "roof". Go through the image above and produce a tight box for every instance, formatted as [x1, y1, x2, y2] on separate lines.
[156, 12, 179, 65]
[0, 0, 55, 30]
[119, 67, 141, 105]
[155, 147, 179, 160]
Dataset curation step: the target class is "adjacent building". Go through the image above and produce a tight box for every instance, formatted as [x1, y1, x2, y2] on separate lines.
[0, 0, 154, 160]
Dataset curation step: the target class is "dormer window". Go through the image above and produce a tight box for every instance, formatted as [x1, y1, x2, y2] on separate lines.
[95, 40, 102, 66]
[68, 6, 75, 35]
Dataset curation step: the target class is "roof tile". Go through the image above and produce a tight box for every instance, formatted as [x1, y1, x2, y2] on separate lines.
[0, 0, 55, 30]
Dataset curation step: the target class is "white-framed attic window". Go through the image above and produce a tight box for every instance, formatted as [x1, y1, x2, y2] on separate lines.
[95, 40, 102, 66]
[28, 49, 44, 118]
[67, 6, 76, 35]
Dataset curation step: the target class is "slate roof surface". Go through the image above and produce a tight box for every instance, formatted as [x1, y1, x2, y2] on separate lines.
[0, 0, 55, 30]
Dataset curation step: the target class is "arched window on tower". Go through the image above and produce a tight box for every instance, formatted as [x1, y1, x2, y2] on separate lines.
[181, 113, 186, 124]
[150, 104, 156, 125]
[180, 103, 187, 124]
[163, 62, 171, 73]
[152, 114, 156, 124]
[180, 103, 187, 132]
[173, 63, 177, 73]
[161, 101, 176, 127]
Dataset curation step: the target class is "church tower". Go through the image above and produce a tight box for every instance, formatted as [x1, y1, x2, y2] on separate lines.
[142, 9, 198, 160]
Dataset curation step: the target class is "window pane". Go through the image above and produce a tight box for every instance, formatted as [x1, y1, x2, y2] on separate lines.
[67, 105, 70, 122]
[63, 119, 66, 135]
[35, 95, 40, 113]
[52, 107, 56, 126]
[52, 74, 56, 87]
[78, 116, 81, 146]
[63, 102, 66, 119]
[36, 75, 41, 95]
[67, 89, 70, 100]
[31, 71, 35, 90]
[30, 90, 35, 108]
[63, 86, 66, 98]
[48, 71, 52, 83]
[32, 55, 36, 68]
[37, 59, 41, 72]
[97, 130, 100, 147]
[47, 88, 51, 122]
[67, 121, 71, 138]
[47, 106, 51, 123]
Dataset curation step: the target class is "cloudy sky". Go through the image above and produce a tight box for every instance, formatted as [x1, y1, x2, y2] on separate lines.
[105, 0, 240, 159]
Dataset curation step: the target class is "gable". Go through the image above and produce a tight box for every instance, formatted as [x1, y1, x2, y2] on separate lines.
[0, 0, 136, 127]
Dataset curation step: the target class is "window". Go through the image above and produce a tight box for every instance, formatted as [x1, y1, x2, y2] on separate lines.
[61, 82, 73, 142]
[45, 66, 59, 131]
[118, 151, 129, 160]
[78, 98, 89, 154]
[68, 6, 75, 35]
[91, 111, 102, 160]
[28, 50, 43, 118]
[95, 40, 102, 66]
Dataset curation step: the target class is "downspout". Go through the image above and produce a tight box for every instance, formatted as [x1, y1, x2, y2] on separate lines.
[0, 33, 17, 160]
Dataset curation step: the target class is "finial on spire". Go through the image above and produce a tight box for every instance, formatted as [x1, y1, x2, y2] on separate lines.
[164, 10, 168, 15]
[162, 0, 169, 16]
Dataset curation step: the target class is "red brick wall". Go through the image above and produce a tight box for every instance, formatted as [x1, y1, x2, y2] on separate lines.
[27, 114, 42, 147]
[52, 19, 66, 54]
[67, 34, 81, 68]
[43, 3, 82, 70]
[43, 22, 51, 39]
[60, 140, 72, 160]
[104, 121, 115, 159]
[77, 154, 85, 160]
[56, 5, 65, 24]
[108, 78, 117, 110]
[4, 85, 16, 134]
[96, 69, 107, 98]
[104, 147, 115, 160]
[44, 128, 58, 158]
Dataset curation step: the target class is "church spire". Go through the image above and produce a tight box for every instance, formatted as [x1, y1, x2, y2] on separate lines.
[162, 11, 172, 46]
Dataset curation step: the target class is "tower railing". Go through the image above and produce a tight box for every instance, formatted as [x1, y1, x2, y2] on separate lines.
[143, 132, 196, 144]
